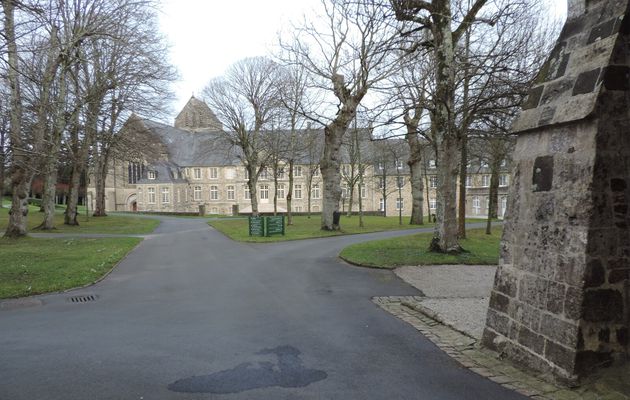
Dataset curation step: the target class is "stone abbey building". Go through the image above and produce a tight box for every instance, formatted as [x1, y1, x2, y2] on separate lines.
[88, 97, 509, 218]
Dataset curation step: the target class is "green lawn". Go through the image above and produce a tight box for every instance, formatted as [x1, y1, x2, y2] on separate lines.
[0, 203, 159, 234]
[339, 227, 502, 268]
[209, 215, 432, 242]
[0, 237, 142, 298]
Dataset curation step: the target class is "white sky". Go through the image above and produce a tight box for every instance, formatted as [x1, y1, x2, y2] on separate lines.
[158, 0, 568, 118]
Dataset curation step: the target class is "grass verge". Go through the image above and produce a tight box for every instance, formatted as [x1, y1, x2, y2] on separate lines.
[0, 236, 142, 299]
[0, 204, 159, 234]
[209, 215, 432, 242]
[339, 227, 502, 268]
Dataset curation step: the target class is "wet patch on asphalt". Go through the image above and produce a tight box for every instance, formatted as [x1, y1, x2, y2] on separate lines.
[168, 345, 327, 394]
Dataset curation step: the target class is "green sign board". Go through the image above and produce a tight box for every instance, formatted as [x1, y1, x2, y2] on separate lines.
[265, 215, 285, 237]
[249, 216, 265, 237]
[248, 215, 285, 237]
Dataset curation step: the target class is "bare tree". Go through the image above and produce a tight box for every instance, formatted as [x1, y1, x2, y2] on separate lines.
[282, 0, 400, 230]
[393, 0, 490, 252]
[203, 57, 279, 216]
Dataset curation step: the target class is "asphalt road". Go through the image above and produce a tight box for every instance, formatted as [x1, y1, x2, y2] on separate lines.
[0, 216, 523, 400]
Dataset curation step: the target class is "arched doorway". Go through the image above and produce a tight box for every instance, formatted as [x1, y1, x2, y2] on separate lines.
[126, 194, 138, 212]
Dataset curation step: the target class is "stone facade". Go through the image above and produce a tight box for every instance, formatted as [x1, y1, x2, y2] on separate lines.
[483, 0, 630, 384]
[89, 98, 509, 218]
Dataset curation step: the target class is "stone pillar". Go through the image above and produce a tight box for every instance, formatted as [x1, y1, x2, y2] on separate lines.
[482, 0, 630, 384]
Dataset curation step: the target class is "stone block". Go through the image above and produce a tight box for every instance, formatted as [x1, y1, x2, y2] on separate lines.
[572, 68, 601, 95]
[518, 274, 549, 308]
[608, 268, 629, 284]
[540, 314, 579, 348]
[545, 281, 567, 314]
[486, 308, 510, 337]
[582, 289, 624, 322]
[489, 291, 510, 314]
[493, 267, 518, 298]
[563, 286, 582, 320]
[544, 340, 576, 372]
[518, 326, 545, 355]
[508, 300, 542, 331]
[584, 259, 605, 287]
[575, 350, 613, 375]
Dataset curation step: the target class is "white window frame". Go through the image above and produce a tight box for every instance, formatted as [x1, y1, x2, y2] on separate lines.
[161, 187, 170, 203]
[429, 176, 438, 188]
[294, 184, 302, 199]
[428, 160, 436, 169]
[277, 183, 285, 199]
[360, 184, 367, 198]
[396, 160, 403, 169]
[147, 187, 156, 204]
[227, 185, 235, 200]
[379, 198, 385, 212]
[244, 185, 251, 200]
[294, 165, 302, 177]
[499, 174, 508, 187]
[193, 186, 202, 201]
[210, 185, 219, 200]
[312, 184, 320, 199]
[466, 176, 473, 188]
[429, 198, 437, 210]
[260, 184, 269, 200]
[396, 197, 404, 210]
[482, 175, 490, 187]
[148, 171, 156, 180]
[209, 167, 218, 179]
[193, 168, 202, 180]
[473, 196, 481, 214]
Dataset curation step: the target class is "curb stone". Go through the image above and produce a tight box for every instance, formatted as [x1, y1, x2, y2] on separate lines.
[373, 296, 630, 400]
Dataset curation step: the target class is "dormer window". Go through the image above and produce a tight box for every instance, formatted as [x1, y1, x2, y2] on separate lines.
[148, 171, 156, 180]
[193, 168, 202, 179]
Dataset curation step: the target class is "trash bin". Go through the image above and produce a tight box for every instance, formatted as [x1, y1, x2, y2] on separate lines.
[333, 211, 341, 225]
[199, 204, 206, 216]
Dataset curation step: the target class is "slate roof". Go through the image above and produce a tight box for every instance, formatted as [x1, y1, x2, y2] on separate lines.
[140, 119, 240, 167]
[137, 160, 188, 184]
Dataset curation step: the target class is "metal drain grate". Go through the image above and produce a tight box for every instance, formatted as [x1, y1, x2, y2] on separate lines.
[68, 294, 98, 303]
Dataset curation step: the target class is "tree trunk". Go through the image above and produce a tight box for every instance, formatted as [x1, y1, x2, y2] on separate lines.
[408, 153, 424, 225]
[346, 183, 354, 217]
[3, 1, 30, 238]
[458, 137, 468, 238]
[429, 4, 462, 253]
[64, 164, 82, 225]
[320, 124, 344, 231]
[273, 173, 278, 216]
[247, 166, 259, 216]
[287, 159, 294, 225]
[37, 168, 58, 230]
[93, 153, 109, 217]
[485, 158, 500, 234]
[381, 170, 387, 217]
[0, 129, 5, 208]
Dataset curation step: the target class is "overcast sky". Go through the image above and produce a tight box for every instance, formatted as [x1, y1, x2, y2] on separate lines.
[158, 0, 568, 117]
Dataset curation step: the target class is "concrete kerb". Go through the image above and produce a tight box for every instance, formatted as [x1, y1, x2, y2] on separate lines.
[373, 296, 630, 400]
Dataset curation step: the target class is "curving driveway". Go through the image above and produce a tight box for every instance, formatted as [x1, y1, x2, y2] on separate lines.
[0, 216, 524, 399]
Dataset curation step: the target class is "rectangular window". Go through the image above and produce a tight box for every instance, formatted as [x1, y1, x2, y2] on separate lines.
[473, 196, 481, 214]
[360, 184, 366, 198]
[466, 176, 473, 188]
[379, 177, 385, 189]
[312, 184, 320, 199]
[244, 186, 251, 199]
[210, 185, 218, 200]
[277, 184, 285, 199]
[482, 175, 490, 187]
[227, 185, 235, 200]
[260, 185, 269, 199]
[148, 171, 156, 180]
[430, 198, 437, 210]
[397, 176, 405, 188]
[193, 168, 202, 180]
[500, 159, 507, 167]
[161, 187, 170, 203]
[378, 161, 384, 170]
[428, 160, 436, 169]
[480, 160, 489, 168]
[379, 198, 385, 212]
[429, 176, 438, 188]
[396, 160, 403, 169]
[148, 187, 156, 204]
[342, 165, 350, 176]
[396, 197, 404, 210]
[209, 167, 218, 179]
[193, 186, 202, 201]
[294, 165, 302, 177]
[294, 184, 302, 199]
[260, 168, 269, 180]
[244, 168, 250, 180]
[341, 185, 347, 199]
[499, 174, 508, 187]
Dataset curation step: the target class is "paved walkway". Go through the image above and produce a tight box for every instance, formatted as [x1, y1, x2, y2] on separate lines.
[0, 216, 526, 400]
[390, 265, 630, 399]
